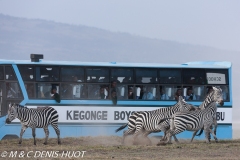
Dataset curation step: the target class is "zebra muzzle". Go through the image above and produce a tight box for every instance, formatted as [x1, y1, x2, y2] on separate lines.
[5, 118, 12, 124]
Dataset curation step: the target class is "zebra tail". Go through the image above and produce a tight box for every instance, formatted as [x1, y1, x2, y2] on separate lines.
[196, 129, 204, 136]
[115, 123, 128, 133]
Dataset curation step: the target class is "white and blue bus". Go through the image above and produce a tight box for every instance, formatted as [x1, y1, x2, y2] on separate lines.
[0, 54, 232, 140]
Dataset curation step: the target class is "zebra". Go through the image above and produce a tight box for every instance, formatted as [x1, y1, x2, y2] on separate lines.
[5, 103, 61, 145]
[158, 86, 224, 143]
[159, 102, 220, 144]
[131, 96, 196, 145]
[120, 96, 195, 144]
[158, 87, 224, 144]
[190, 86, 224, 142]
[115, 96, 196, 144]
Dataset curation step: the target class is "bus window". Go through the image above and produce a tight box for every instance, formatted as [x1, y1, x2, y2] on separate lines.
[24, 83, 35, 98]
[159, 69, 181, 84]
[61, 67, 84, 82]
[128, 86, 134, 100]
[204, 85, 229, 101]
[18, 66, 34, 81]
[220, 86, 229, 101]
[6, 82, 21, 98]
[160, 86, 180, 101]
[5, 66, 16, 80]
[135, 85, 157, 100]
[36, 66, 59, 82]
[111, 68, 133, 83]
[183, 86, 204, 101]
[37, 83, 59, 99]
[87, 84, 109, 99]
[61, 83, 85, 99]
[206, 69, 229, 85]
[182, 69, 206, 84]
[0, 66, 3, 80]
[135, 69, 158, 84]
[115, 84, 128, 100]
[86, 68, 109, 83]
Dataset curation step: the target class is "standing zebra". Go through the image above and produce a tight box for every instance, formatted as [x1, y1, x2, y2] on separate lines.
[6, 103, 61, 145]
[131, 96, 196, 145]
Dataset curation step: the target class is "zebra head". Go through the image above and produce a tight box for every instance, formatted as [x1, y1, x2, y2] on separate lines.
[5, 103, 18, 124]
[212, 86, 224, 106]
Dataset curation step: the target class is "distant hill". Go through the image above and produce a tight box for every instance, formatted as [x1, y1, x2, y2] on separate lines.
[0, 14, 238, 64]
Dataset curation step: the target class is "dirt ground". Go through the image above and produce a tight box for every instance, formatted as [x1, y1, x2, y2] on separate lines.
[1, 136, 240, 160]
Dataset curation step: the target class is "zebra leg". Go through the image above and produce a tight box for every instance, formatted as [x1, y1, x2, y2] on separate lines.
[122, 129, 135, 145]
[209, 128, 218, 143]
[172, 135, 179, 143]
[160, 130, 167, 141]
[213, 118, 218, 135]
[204, 128, 211, 143]
[43, 127, 49, 145]
[190, 130, 199, 143]
[51, 124, 61, 144]
[19, 125, 28, 144]
[142, 132, 151, 145]
[32, 127, 36, 145]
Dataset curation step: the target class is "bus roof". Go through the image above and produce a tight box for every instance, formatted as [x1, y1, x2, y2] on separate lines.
[0, 59, 231, 68]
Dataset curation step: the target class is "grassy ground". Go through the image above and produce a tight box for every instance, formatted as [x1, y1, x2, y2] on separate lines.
[0, 136, 240, 160]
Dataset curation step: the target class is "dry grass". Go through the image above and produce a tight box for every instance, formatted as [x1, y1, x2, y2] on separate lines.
[0, 136, 240, 160]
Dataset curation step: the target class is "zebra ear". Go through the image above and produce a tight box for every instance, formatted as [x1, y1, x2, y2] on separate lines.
[178, 96, 183, 101]
[213, 86, 221, 92]
[9, 103, 12, 108]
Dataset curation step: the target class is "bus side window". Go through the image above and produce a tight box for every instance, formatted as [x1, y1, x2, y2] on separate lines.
[18, 66, 34, 81]
[36, 66, 59, 82]
[135, 69, 158, 84]
[24, 83, 35, 98]
[220, 86, 229, 101]
[182, 69, 206, 85]
[6, 82, 21, 98]
[0, 66, 4, 80]
[86, 68, 109, 83]
[5, 66, 17, 80]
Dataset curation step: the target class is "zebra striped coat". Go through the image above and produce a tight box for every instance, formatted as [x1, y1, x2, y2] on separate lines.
[161, 102, 219, 144]
[6, 103, 61, 145]
[158, 86, 224, 143]
[115, 96, 195, 144]
[131, 97, 196, 144]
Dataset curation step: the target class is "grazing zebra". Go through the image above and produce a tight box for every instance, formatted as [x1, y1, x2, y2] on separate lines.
[131, 96, 196, 145]
[159, 102, 220, 144]
[5, 103, 61, 145]
[158, 86, 223, 143]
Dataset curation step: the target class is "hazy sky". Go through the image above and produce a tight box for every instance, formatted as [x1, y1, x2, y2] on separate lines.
[0, 0, 239, 51]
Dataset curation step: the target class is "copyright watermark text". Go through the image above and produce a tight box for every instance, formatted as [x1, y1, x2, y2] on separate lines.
[1, 150, 86, 158]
